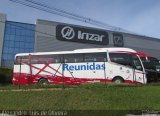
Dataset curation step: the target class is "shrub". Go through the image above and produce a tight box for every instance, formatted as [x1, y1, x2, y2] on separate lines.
[0, 68, 13, 84]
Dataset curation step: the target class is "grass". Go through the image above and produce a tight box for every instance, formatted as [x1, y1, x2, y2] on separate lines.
[0, 83, 160, 115]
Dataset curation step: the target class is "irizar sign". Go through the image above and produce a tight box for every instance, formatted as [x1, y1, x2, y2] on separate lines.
[78, 31, 104, 42]
[56, 24, 109, 45]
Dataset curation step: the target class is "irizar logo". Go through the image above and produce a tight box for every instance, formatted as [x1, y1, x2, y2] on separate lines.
[78, 31, 104, 42]
[61, 26, 105, 42]
[61, 26, 75, 40]
[63, 63, 105, 71]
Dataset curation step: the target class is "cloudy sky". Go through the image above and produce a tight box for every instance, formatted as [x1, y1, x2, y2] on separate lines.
[0, 0, 160, 38]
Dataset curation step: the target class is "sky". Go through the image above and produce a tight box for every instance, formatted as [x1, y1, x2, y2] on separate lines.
[0, 0, 160, 38]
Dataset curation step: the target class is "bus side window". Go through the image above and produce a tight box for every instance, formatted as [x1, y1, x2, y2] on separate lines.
[15, 56, 29, 64]
[15, 56, 21, 64]
[52, 55, 61, 63]
[25, 55, 62, 64]
[84, 53, 95, 62]
[109, 53, 132, 66]
[84, 52, 107, 62]
[64, 54, 83, 63]
[74, 54, 83, 62]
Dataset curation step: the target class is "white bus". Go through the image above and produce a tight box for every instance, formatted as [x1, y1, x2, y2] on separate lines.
[12, 47, 147, 85]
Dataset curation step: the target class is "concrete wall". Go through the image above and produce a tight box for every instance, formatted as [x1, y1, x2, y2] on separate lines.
[35, 19, 160, 59]
[0, 13, 6, 66]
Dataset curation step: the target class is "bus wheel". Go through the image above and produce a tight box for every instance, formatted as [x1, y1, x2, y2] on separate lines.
[112, 77, 124, 84]
[38, 78, 49, 85]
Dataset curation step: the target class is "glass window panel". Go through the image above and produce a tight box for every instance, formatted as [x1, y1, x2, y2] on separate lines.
[15, 29, 20, 35]
[31, 30, 35, 36]
[14, 48, 19, 54]
[4, 35, 10, 40]
[25, 43, 31, 48]
[15, 35, 19, 41]
[30, 45, 34, 49]
[10, 42, 14, 48]
[5, 28, 11, 34]
[26, 24, 31, 29]
[7, 54, 13, 60]
[6, 24, 10, 29]
[21, 42, 25, 48]
[4, 41, 8, 47]
[15, 41, 20, 48]
[29, 30, 33, 36]
[21, 30, 25, 36]
[2, 54, 7, 59]
[10, 35, 15, 41]
[4, 47, 9, 54]
[10, 41, 14, 47]
[30, 37, 35, 42]
[7, 41, 11, 47]
[8, 48, 13, 54]
[19, 42, 23, 48]
[26, 30, 30, 36]
[26, 37, 31, 42]
[19, 49, 25, 53]
[7, 40, 11, 47]
[10, 28, 16, 35]
[5, 54, 9, 60]
[24, 49, 29, 52]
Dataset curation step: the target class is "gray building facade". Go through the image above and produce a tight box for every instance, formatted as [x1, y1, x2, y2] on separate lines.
[35, 19, 160, 59]
[0, 13, 6, 66]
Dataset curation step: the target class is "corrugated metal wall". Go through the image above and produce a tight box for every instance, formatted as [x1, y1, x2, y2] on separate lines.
[35, 19, 160, 59]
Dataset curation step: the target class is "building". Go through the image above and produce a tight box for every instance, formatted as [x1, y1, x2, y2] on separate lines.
[35, 19, 160, 58]
[0, 13, 35, 68]
[0, 12, 160, 68]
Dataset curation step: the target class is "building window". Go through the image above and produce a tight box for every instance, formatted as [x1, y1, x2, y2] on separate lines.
[1, 21, 35, 68]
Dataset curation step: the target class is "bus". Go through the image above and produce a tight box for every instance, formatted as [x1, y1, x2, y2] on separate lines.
[137, 52, 160, 82]
[12, 47, 147, 85]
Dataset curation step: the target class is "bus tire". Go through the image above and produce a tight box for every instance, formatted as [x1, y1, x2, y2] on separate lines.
[112, 76, 124, 84]
[38, 78, 49, 85]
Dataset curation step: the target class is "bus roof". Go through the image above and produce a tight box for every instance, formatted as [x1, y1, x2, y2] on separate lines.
[136, 52, 153, 58]
[74, 47, 136, 52]
[15, 47, 137, 57]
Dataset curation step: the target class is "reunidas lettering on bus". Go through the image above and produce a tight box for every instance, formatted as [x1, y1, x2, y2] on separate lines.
[63, 63, 105, 71]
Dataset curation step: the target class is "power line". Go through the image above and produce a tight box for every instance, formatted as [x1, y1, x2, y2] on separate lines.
[23, 0, 116, 30]
[9, 0, 112, 30]
[9, 0, 132, 33]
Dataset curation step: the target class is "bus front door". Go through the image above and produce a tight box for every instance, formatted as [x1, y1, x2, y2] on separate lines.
[132, 55, 146, 84]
